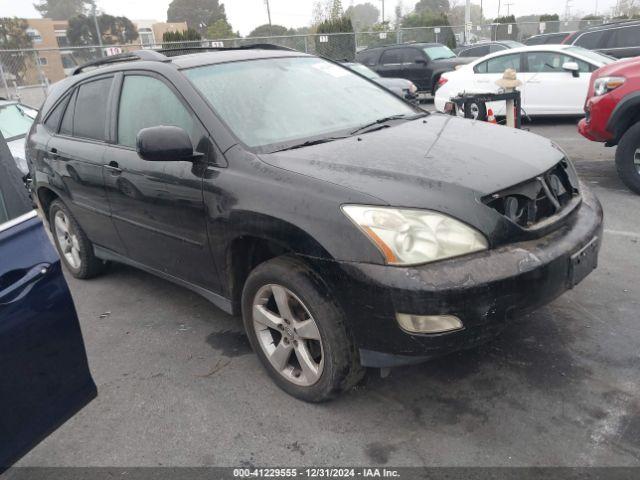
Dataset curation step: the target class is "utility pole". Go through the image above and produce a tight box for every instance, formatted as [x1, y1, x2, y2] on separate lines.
[464, 0, 471, 44]
[594, 0, 598, 16]
[380, 0, 385, 24]
[505, 2, 513, 16]
[91, 1, 104, 57]
[497, 0, 501, 18]
[264, 0, 272, 36]
[564, 0, 572, 21]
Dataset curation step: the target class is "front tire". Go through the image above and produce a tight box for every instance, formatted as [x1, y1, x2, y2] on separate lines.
[49, 199, 106, 279]
[615, 122, 640, 195]
[241, 256, 364, 402]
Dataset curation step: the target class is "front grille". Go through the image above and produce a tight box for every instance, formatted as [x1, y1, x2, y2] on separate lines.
[483, 160, 580, 229]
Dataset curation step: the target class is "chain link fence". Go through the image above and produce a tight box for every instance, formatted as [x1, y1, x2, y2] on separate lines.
[0, 19, 611, 108]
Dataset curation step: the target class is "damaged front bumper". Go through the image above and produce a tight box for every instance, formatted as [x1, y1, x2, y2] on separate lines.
[312, 185, 604, 368]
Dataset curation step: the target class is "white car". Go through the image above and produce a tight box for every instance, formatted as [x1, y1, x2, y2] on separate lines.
[434, 45, 617, 117]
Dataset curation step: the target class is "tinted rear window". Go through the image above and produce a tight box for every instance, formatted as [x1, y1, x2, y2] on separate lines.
[44, 95, 70, 133]
[72, 77, 112, 141]
[609, 25, 640, 48]
[575, 30, 607, 49]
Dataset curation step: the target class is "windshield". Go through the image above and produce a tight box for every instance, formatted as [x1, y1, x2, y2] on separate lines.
[423, 45, 456, 60]
[566, 46, 616, 65]
[501, 40, 525, 48]
[184, 57, 417, 150]
[347, 63, 379, 79]
[0, 104, 37, 140]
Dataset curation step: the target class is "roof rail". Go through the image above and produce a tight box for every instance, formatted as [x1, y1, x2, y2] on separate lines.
[72, 50, 169, 75]
[157, 43, 297, 57]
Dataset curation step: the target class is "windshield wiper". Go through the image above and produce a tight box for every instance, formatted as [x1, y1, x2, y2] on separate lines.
[269, 136, 349, 153]
[350, 112, 427, 136]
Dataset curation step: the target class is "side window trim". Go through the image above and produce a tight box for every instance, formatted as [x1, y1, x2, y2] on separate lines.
[57, 88, 78, 139]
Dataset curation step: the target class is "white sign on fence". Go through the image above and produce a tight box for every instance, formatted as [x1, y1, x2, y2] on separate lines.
[434, 27, 441, 34]
[319, 35, 329, 43]
[540, 22, 546, 33]
[210, 41, 224, 47]
[379, 32, 387, 39]
[507, 24, 513, 34]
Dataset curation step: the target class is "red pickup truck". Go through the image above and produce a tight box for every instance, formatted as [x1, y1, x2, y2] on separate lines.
[579, 57, 640, 194]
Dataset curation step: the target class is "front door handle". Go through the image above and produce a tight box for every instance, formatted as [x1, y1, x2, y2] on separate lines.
[0, 263, 50, 306]
[104, 161, 122, 175]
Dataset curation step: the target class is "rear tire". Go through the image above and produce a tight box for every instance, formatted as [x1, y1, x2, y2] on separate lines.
[615, 122, 640, 195]
[49, 199, 106, 279]
[241, 255, 364, 402]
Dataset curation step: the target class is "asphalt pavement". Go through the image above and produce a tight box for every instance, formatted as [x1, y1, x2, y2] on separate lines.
[16, 110, 640, 467]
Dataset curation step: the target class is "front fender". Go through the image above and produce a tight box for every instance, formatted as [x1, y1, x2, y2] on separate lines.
[606, 91, 640, 144]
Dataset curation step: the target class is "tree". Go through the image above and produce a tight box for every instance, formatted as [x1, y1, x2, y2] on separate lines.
[248, 24, 292, 37]
[33, 0, 89, 21]
[162, 28, 201, 49]
[331, 0, 344, 20]
[314, 16, 355, 61]
[67, 14, 138, 46]
[402, 11, 456, 48]
[344, 3, 380, 30]
[162, 28, 201, 42]
[0, 18, 32, 83]
[167, 0, 228, 35]
[447, 4, 483, 26]
[206, 18, 236, 39]
[414, 0, 450, 14]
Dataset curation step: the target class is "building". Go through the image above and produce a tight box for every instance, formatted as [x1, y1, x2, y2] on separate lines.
[20, 19, 188, 84]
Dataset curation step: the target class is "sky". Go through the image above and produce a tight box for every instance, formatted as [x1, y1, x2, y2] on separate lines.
[0, 0, 620, 36]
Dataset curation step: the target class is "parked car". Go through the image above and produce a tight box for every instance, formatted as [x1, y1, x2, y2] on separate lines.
[524, 32, 575, 46]
[435, 45, 616, 117]
[0, 100, 38, 175]
[454, 40, 524, 58]
[355, 42, 474, 95]
[579, 57, 640, 194]
[0, 134, 97, 469]
[562, 20, 640, 59]
[342, 62, 418, 103]
[27, 48, 603, 402]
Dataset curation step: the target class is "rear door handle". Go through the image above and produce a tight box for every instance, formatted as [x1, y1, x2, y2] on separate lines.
[0, 263, 50, 306]
[49, 147, 59, 158]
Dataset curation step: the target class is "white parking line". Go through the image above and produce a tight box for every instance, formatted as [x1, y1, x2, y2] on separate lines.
[604, 229, 640, 239]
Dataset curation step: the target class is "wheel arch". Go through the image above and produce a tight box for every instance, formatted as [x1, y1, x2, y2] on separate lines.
[36, 186, 61, 224]
[607, 92, 640, 145]
[223, 218, 336, 314]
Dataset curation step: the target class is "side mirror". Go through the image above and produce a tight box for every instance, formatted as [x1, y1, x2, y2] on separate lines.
[562, 61, 580, 78]
[136, 125, 200, 162]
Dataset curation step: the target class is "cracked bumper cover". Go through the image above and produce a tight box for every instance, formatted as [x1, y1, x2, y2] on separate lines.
[312, 185, 603, 368]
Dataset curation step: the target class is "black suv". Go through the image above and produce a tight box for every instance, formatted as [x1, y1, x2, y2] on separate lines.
[355, 42, 473, 94]
[563, 20, 640, 58]
[27, 48, 603, 402]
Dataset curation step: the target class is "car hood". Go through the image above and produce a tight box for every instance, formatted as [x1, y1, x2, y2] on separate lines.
[259, 114, 564, 212]
[593, 56, 640, 77]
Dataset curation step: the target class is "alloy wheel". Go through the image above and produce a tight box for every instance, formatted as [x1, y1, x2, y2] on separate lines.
[252, 284, 324, 386]
[53, 210, 82, 270]
[634, 148, 640, 174]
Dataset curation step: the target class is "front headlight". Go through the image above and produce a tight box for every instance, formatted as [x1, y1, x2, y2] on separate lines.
[408, 82, 418, 94]
[593, 76, 625, 96]
[342, 205, 488, 266]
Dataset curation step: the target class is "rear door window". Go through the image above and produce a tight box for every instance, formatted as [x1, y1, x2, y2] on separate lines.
[380, 49, 403, 65]
[476, 53, 521, 73]
[356, 50, 380, 66]
[575, 30, 608, 49]
[462, 45, 490, 57]
[608, 25, 640, 48]
[72, 77, 112, 141]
